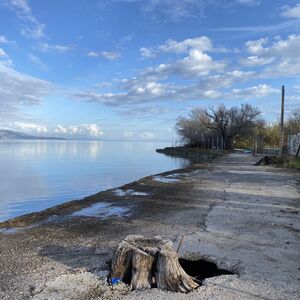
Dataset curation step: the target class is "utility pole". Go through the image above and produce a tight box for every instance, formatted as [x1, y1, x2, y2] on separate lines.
[280, 85, 285, 156]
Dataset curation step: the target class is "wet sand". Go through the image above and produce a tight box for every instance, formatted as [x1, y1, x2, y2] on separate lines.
[0, 154, 299, 299]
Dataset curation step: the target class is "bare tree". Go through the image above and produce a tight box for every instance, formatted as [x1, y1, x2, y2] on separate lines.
[205, 104, 262, 149]
[176, 108, 211, 146]
[288, 109, 300, 134]
[176, 104, 262, 150]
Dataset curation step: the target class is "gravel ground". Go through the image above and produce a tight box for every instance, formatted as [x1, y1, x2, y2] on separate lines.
[0, 153, 299, 299]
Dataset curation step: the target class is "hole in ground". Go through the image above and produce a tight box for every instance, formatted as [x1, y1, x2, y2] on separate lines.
[108, 257, 235, 287]
[179, 258, 234, 283]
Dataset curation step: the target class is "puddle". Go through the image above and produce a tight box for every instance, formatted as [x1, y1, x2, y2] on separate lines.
[179, 258, 234, 284]
[0, 224, 37, 235]
[153, 176, 180, 183]
[113, 189, 148, 197]
[72, 202, 130, 218]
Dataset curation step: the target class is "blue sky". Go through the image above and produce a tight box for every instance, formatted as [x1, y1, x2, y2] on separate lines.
[0, 0, 300, 140]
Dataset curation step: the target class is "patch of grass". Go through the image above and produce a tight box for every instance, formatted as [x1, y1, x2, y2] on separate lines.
[272, 156, 300, 170]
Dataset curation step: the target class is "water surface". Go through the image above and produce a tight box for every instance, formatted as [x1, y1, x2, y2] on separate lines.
[0, 140, 188, 221]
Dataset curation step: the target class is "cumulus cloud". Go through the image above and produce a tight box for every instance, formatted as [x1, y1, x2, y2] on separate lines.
[230, 84, 279, 98]
[139, 36, 226, 79]
[73, 71, 253, 107]
[75, 31, 293, 109]
[7, 122, 48, 133]
[0, 62, 52, 119]
[146, 49, 225, 78]
[3, 0, 45, 39]
[54, 124, 103, 136]
[245, 38, 268, 55]
[281, 4, 300, 19]
[243, 35, 300, 76]
[140, 36, 213, 58]
[140, 47, 156, 58]
[240, 56, 275, 67]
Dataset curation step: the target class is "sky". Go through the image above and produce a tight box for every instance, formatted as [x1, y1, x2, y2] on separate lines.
[0, 0, 300, 141]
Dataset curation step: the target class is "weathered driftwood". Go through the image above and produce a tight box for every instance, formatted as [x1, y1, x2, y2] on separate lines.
[110, 235, 198, 293]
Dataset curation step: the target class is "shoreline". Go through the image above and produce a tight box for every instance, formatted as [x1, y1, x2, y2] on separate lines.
[1, 147, 220, 229]
[0, 163, 208, 229]
[1, 153, 299, 300]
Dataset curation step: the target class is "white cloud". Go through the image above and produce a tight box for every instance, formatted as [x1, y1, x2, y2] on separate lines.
[240, 56, 275, 67]
[74, 34, 293, 111]
[231, 84, 279, 98]
[146, 49, 225, 78]
[161, 36, 212, 54]
[0, 48, 7, 57]
[27, 53, 47, 70]
[140, 47, 156, 58]
[245, 38, 268, 55]
[20, 23, 45, 40]
[7, 122, 48, 133]
[38, 43, 73, 53]
[86, 51, 99, 57]
[140, 36, 213, 58]
[100, 51, 121, 60]
[0, 62, 52, 118]
[4, 0, 45, 39]
[86, 50, 121, 60]
[281, 4, 300, 19]
[243, 35, 300, 76]
[73, 78, 220, 107]
[0, 35, 11, 43]
[9, 0, 31, 15]
[54, 124, 103, 136]
[139, 36, 225, 78]
[54, 124, 67, 134]
[159, 36, 213, 53]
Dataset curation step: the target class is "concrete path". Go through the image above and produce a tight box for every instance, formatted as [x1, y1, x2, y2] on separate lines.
[0, 153, 299, 299]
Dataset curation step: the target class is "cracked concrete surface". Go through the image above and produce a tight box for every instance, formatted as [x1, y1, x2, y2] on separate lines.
[0, 154, 299, 299]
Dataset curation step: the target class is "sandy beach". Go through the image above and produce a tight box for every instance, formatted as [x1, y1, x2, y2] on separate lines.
[0, 153, 299, 299]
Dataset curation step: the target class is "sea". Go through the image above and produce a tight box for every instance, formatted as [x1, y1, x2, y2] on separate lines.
[0, 140, 189, 222]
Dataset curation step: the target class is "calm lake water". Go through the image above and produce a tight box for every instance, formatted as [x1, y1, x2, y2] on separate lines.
[0, 140, 189, 222]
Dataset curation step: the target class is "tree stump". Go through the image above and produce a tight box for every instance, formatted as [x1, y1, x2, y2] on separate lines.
[110, 235, 199, 293]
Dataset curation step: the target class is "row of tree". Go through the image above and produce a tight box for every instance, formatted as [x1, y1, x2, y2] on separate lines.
[176, 104, 300, 150]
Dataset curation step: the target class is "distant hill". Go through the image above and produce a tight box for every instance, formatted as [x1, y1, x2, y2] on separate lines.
[0, 130, 66, 140]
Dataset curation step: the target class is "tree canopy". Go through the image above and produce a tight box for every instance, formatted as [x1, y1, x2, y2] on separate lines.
[176, 103, 263, 150]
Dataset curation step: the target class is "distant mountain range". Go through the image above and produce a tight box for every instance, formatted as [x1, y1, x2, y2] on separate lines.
[0, 130, 66, 140]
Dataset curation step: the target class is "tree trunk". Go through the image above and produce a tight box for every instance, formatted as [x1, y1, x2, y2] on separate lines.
[110, 235, 198, 293]
[296, 143, 300, 158]
[155, 249, 198, 293]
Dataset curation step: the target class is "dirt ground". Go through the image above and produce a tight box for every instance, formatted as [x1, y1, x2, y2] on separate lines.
[0, 153, 299, 299]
